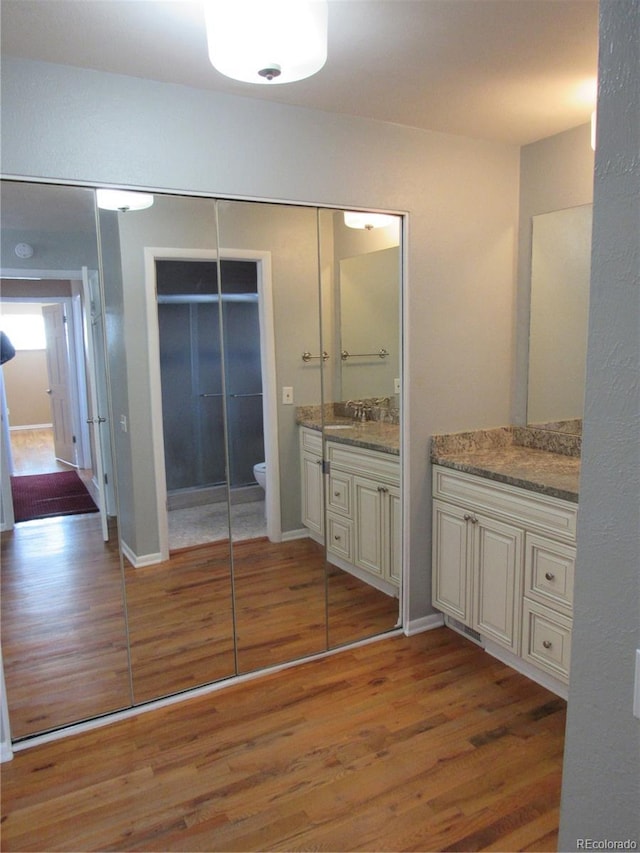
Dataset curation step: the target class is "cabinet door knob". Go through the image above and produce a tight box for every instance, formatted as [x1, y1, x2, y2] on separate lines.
[470, 515, 478, 524]
[542, 640, 553, 649]
[334, 491, 340, 497]
[544, 572, 555, 581]
[334, 534, 341, 541]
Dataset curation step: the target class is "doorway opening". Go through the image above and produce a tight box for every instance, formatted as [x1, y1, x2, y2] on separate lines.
[145, 247, 281, 559]
[157, 258, 267, 549]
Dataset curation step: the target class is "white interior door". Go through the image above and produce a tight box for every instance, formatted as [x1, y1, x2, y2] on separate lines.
[42, 303, 77, 467]
[81, 269, 110, 540]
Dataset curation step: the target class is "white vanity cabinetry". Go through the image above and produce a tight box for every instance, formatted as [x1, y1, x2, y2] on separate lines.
[299, 427, 400, 594]
[299, 427, 324, 538]
[432, 464, 577, 688]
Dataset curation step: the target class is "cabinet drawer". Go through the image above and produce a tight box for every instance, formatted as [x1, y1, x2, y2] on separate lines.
[522, 600, 572, 683]
[300, 427, 323, 455]
[433, 466, 577, 543]
[327, 513, 353, 561]
[327, 471, 352, 516]
[525, 533, 574, 615]
[327, 442, 399, 485]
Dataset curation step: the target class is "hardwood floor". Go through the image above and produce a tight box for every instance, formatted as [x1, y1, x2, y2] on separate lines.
[1, 515, 398, 737]
[0, 628, 566, 852]
[0, 513, 131, 738]
[9, 427, 67, 475]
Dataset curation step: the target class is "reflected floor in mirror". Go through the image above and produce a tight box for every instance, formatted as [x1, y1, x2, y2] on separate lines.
[0, 514, 131, 739]
[168, 499, 267, 549]
[2, 510, 399, 740]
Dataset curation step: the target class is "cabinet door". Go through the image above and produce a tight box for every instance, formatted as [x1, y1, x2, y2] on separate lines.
[387, 485, 402, 586]
[432, 499, 471, 624]
[472, 514, 523, 652]
[301, 452, 324, 537]
[353, 476, 385, 579]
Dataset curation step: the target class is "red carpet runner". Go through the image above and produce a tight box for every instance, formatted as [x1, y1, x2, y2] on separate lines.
[10, 471, 98, 522]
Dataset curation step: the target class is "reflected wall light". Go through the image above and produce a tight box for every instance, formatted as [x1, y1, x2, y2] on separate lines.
[343, 211, 397, 231]
[96, 189, 154, 212]
[204, 0, 328, 84]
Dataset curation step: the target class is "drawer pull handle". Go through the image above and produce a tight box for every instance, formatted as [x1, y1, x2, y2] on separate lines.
[334, 534, 341, 541]
[544, 572, 555, 581]
[542, 640, 553, 649]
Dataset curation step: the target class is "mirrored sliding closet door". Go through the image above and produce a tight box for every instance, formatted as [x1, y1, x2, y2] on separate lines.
[0, 180, 131, 737]
[0, 180, 404, 742]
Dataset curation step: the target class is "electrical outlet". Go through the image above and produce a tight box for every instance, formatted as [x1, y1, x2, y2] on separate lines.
[282, 386, 294, 405]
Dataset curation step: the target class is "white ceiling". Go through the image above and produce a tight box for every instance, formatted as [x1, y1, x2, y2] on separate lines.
[1, 0, 598, 146]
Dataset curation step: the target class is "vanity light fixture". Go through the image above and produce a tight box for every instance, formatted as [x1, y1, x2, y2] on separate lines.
[343, 211, 397, 231]
[96, 189, 154, 212]
[204, 0, 328, 84]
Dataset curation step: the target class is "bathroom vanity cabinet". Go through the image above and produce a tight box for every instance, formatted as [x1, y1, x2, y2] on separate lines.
[299, 426, 400, 595]
[432, 464, 577, 690]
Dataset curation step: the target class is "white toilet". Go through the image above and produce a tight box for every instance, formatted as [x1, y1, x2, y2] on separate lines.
[253, 461, 266, 493]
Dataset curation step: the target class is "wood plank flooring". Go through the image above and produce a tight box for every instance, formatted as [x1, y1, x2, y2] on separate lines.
[0, 628, 566, 852]
[0, 514, 132, 738]
[1, 515, 398, 737]
[9, 427, 68, 475]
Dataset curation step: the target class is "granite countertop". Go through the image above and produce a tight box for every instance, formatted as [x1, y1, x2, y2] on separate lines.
[431, 427, 581, 502]
[297, 411, 400, 456]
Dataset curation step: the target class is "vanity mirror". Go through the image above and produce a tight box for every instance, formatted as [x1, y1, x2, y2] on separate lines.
[0, 180, 404, 741]
[527, 203, 592, 433]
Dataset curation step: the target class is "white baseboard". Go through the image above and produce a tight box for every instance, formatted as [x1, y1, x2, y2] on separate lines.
[120, 540, 163, 568]
[281, 527, 310, 542]
[404, 613, 445, 636]
[9, 423, 52, 431]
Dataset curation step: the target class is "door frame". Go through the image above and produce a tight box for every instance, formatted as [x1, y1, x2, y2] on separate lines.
[144, 247, 280, 560]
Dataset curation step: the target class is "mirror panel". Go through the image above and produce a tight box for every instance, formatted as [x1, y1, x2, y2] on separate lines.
[216, 199, 328, 673]
[102, 193, 237, 703]
[1, 182, 405, 742]
[0, 180, 131, 737]
[527, 204, 592, 432]
[318, 209, 402, 649]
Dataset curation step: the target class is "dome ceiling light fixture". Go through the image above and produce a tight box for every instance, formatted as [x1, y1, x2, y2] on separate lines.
[343, 211, 397, 231]
[96, 189, 154, 212]
[204, 0, 328, 85]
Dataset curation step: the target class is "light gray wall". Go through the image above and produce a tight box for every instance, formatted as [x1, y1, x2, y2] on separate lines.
[0, 57, 520, 622]
[559, 0, 640, 845]
[513, 122, 595, 425]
